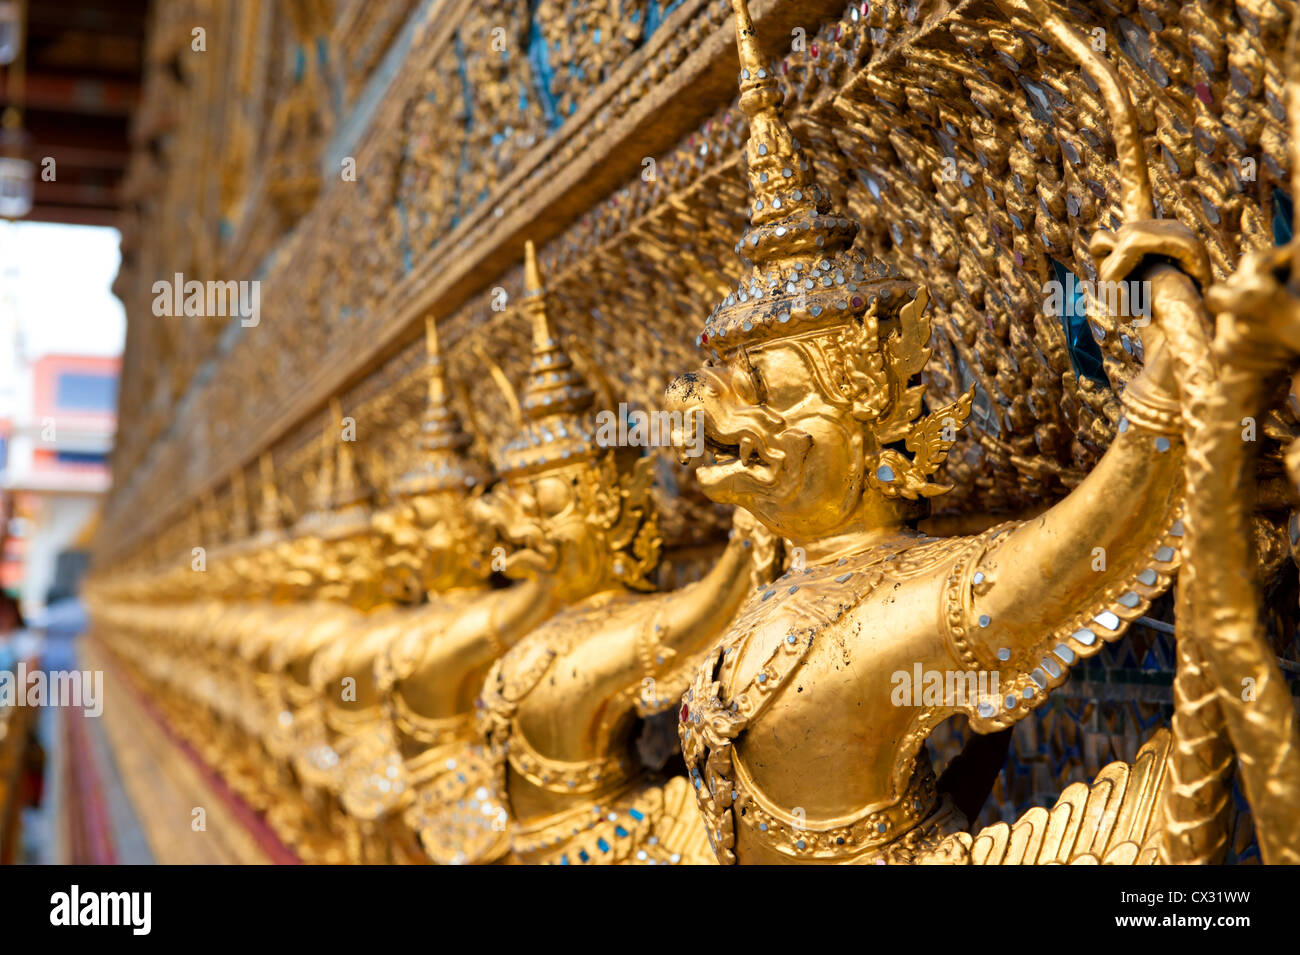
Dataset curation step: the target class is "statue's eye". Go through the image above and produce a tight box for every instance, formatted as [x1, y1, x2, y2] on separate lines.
[735, 347, 767, 405]
[535, 477, 571, 519]
[750, 364, 768, 404]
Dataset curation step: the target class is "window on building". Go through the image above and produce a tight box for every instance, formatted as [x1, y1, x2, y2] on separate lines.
[55, 450, 108, 467]
[56, 373, 118, 412]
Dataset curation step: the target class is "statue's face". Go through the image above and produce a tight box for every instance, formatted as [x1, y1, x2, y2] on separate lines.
[407, 491, 488, 592]
[274, 537, 317, 595]
[477, 462, 612, 601]
[667, 339, 867, 541]
[334, 530, 385, 606]
[288, 526, 380, 606]
[371, 503, 423, 600]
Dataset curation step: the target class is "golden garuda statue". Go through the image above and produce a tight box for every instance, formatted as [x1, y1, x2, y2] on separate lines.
[471, 241, 778, 864]
[663, 0, 1300, 865]
[362, 306, 567, 866]
[305, 317, 494, 864]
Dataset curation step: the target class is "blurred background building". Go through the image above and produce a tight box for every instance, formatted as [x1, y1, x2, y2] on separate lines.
[0, 0, 139, 864]
[0, 0, 140, 617]
[1, 350, 119, 618]
[0, 225, 125, 624]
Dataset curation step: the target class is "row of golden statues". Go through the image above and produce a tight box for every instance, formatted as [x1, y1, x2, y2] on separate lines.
[88, 0, 1300, 864]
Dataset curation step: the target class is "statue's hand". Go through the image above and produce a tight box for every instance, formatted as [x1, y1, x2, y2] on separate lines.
[729, 505, 781, 587]
[1206, 245, 1300, 361]
[1089, 219, 1212, 290]
[1091, 220, 1211, 400]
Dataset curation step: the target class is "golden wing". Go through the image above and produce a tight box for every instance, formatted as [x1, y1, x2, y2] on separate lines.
[906, 387, 976, 475]
[870, 387, 976, 500]
[877, 287, 933, 443]
[923, 729, 1171, 865]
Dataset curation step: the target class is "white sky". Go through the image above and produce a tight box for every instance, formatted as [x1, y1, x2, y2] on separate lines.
[0, 220, 127, 361]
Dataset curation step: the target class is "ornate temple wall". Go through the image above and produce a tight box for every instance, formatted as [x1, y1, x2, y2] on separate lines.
[90, 0, 1300, 863]
[106, 0, 1299, 563]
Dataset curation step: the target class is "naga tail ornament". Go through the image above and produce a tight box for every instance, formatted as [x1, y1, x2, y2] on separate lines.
[1167, 7, 1300, 866]
[1001, 0, 1300, 863]
[1149, 269, 1235, 865]
[1154, 20, 1300, 865]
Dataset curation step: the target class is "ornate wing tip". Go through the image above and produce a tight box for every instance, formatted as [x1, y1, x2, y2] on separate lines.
[921, 728, 1173, 865]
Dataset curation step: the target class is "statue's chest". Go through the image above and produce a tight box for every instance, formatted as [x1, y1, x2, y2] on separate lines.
[717, 538, 955, 698]
[495, 591, 645, 703]
[679, 538, 968, 863]
[720, 567, 881, 697]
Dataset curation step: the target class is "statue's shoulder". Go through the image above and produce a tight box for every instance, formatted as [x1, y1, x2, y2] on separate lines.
[489, 590, 643, 702]
[710, 533, 985, 670]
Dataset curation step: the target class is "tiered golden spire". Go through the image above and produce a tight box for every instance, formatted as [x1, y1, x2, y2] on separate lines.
[330, 397, 366, 508]
[230, 466, 250, 541]
[310, 407, 335, 514]
[699, 0, 909, 350]
[394, 317, 486, 496]
[199, 490, 223, 547]
[189, 500, 206, 551]
[497, 240, 600, 477]
[731, 0, 836, 245]
[255, 452, 284, 542]
[299, 398, 371, 539]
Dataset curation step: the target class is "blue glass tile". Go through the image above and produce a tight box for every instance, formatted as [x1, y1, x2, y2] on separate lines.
[528, 17, 562, 130]
[1049, 259, 1108, 387]
[1273, 187, 1293, 246]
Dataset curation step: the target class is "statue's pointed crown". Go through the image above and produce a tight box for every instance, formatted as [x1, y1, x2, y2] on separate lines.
[497, 240, 601, 478]
[255, 452, 285, 542]
[189, 500, 207, 550]
[394, 317, 487, 496]
[300, 399, 371, 539]
[700, 0, 911, 351]
[309, 408, 335, 514]
[229, 466, 251, 540]
[330, 397, 367, 510]
[199, 490, 223, 546]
